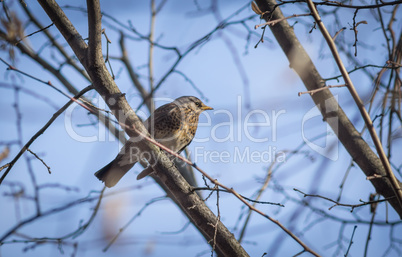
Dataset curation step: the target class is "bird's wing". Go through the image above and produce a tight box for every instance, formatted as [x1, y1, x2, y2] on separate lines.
[145, 103, 180, 135]
[144, 102, 187, 152]
[144, 103, 166, 130]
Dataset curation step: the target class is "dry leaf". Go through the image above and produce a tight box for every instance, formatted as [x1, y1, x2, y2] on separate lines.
[251, 1, 262, 15]
[0, 146, 10, 162]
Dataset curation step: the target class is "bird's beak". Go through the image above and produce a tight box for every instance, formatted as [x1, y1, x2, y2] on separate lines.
[201, 105, 213, 110]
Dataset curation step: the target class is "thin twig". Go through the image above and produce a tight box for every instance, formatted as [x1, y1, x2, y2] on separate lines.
[344, 225, 357, 257]
[211, 185, 220, 256]
[363, 195, 378, 257]
[255, 13, 311, 29]
[118, 32, 154, 111]
[336, 160, 354, 202]
[298, 84, 345, 96]
[0, 57, 74, 100]
[238, 161, 275, 243]
[193, 187, 283, 206]
[19, 2, 90, 81]
[332, 27, 346, 41]
[294, 188, 394, 212]
[26, 149, 51, 174]
[103, 196, 167, 251]
[0, 86, 93, 185]
[0, 188, 105, 242]
[15, 23, 54, 44]
[102, 28, 115, 80]
[366, 174, 387, 180]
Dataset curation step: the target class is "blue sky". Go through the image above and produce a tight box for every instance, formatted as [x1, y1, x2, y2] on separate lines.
[1, 0, 401, 256]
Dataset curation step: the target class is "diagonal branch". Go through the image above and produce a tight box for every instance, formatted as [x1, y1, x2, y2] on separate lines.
[254, 0, 402, 218]
[37, 0, 88, 65]
[0, 85, 93, 185]
[118, 32, 153, 111]
[36, 0, 249, 255]
[87, 0, 103, 69]
[20, 2, 91, 81]
[0, 33, 126, 145]
[305, 0, 402, 213]
[130, 125, 320, 257]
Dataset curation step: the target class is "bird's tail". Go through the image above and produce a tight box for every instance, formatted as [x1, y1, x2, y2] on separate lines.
[94, 158, 135, 188]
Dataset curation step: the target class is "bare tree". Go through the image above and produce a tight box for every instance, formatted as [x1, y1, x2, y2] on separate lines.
[0, 0, 401, 256]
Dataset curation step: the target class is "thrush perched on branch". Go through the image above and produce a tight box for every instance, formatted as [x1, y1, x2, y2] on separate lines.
[95, 96, 213, 187]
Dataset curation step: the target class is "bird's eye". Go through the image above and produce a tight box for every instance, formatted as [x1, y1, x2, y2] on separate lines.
[195, 102, 202, 107]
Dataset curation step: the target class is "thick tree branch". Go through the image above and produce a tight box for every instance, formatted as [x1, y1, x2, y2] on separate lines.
[87, 0, 103, 69]
[37, 0, 87, 65]
[255, 0, 402, 218]
[36, 0, 249, 255]
[305, 0, 402, 216]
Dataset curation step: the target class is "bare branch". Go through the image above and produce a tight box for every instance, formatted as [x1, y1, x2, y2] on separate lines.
[37, 0, 88, 64]
[306, 0, 402, 211]
[255, 13, 311, 29]
[15, 23, 54, 44]
[0, 85, 93, 185]
[26, 149, 51, 174]
[103, 196, 168, 251]
[129, 124, 319, 257]
[345, 225, 357, 257]
[36, 1, 250, 255]
[298, 84, 346, 96]
[255, 0, 402, 217]
[294, 188, 395, 211]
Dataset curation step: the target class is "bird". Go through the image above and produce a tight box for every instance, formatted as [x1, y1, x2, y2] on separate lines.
[94, 96, 213, 187]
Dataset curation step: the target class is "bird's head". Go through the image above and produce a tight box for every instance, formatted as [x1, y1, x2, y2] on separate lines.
[174, 96, 213, 113]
